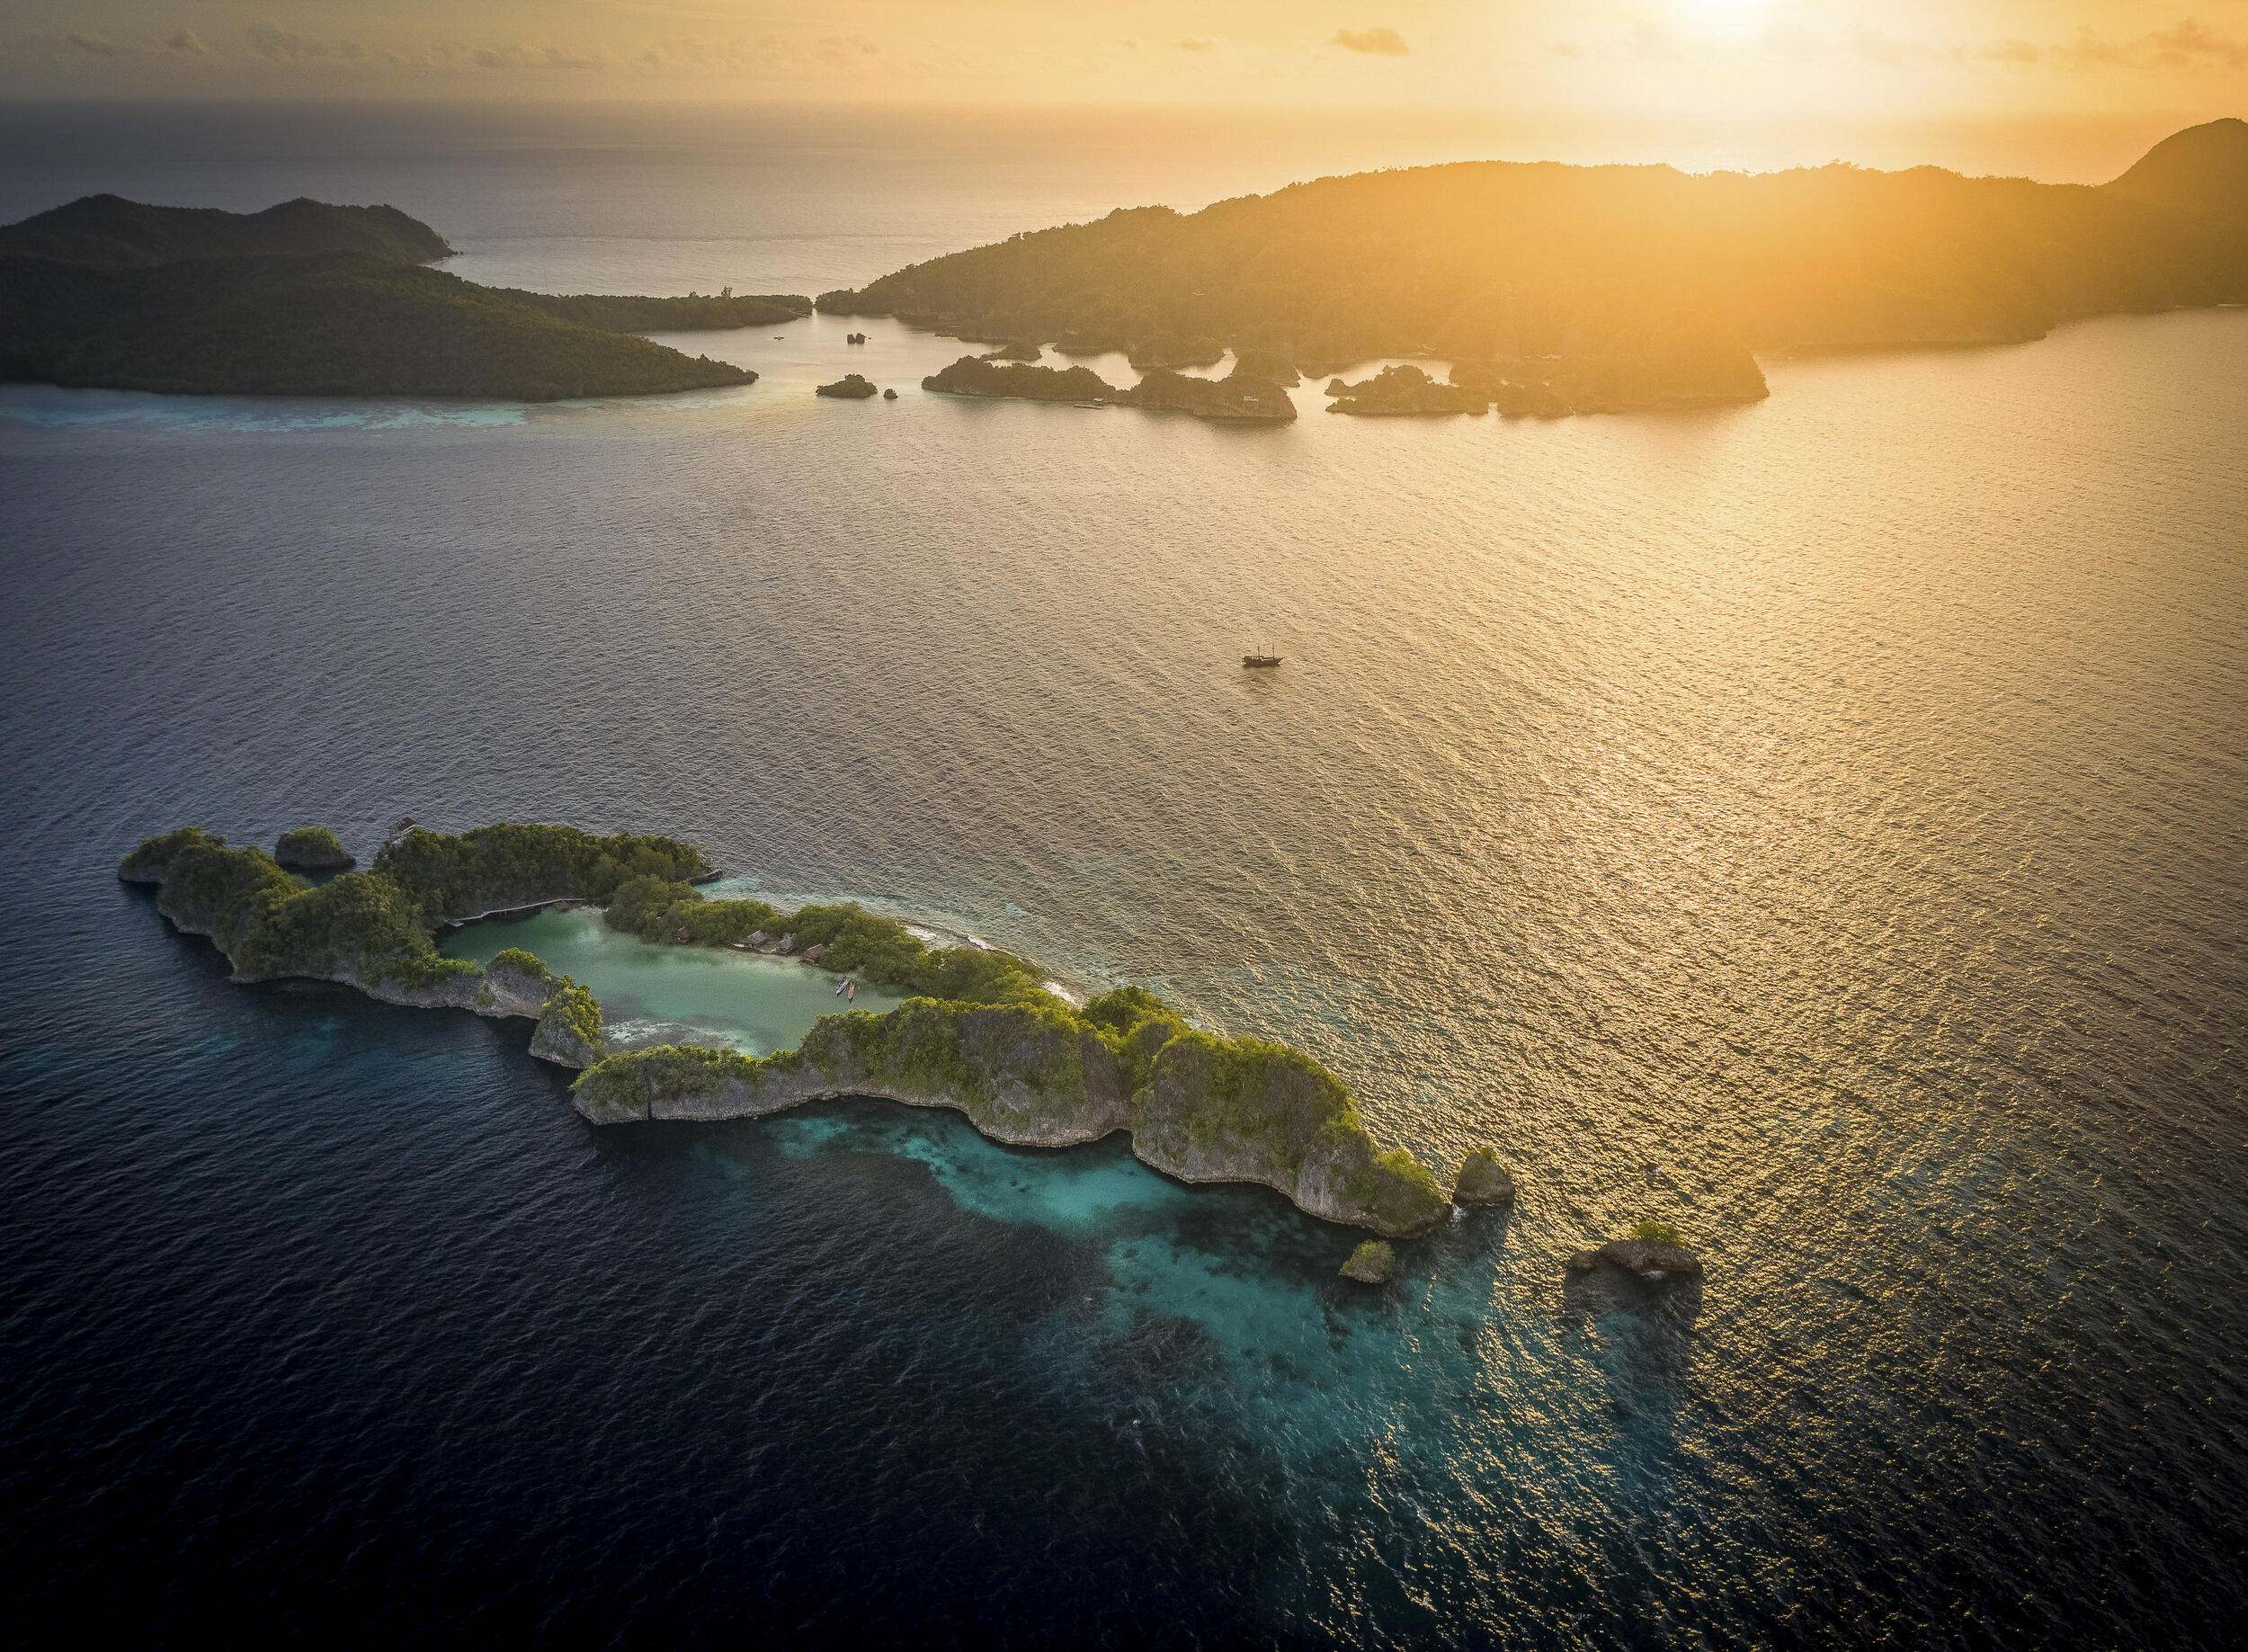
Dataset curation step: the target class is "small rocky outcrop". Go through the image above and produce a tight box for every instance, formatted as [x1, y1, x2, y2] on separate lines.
[1326, 364, 1488, 416]
[1341, 1240, 1396, 1284]
[816, 373, 879, 399]
[273, 825, 354, 871]
[1566, 1230, 1702, 1287]
[921, 355, 1115, 404]
[1453, 1147, 1515, 1206]
[529, 978, 604, 1068]
[478, 949, 557, 1018]
[1114, 367, 1296, 423]
[882, 388, 898, 399]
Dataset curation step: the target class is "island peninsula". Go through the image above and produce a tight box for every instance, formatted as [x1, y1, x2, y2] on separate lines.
[818, 118, 2248, 417]
[0, 196, 809, 400]
[120, 823, 1465, 1240]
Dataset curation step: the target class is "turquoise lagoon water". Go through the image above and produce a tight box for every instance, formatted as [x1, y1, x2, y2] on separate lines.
[437, 904, 903, 1053]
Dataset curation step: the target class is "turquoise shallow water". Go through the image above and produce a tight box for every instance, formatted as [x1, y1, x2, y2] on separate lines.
[438, 905, 903, 1053]
[4, 103, 2245, 1646]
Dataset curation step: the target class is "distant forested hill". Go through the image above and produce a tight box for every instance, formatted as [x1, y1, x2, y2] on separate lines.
[0, 195, 808, 399]
[0, 193, 455, 268]
[817, 119, 2248, 394]
[0, 251, 755, 400]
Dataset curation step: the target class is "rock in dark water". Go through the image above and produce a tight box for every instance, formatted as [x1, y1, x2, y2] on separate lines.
[1341, 1240, 1396, 1284]
[1565, 1234, 1703, 1285]
[1452, 1147, 1514, 1206]
[528, 978, 605, 1069]
[816, 373, 879, 399]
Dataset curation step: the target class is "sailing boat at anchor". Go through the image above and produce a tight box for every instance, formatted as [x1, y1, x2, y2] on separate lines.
[1242, 641, 1282, 668]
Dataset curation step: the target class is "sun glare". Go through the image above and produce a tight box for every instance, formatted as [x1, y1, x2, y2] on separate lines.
[1675, 0, 1771, 28]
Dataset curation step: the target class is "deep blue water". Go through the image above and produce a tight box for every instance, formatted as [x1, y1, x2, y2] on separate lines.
[4, 103, 2248, 1647]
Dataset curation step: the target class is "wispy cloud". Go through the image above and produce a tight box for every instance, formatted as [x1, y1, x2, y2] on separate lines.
[1547, 13, 2248, 76]
[2145, 18, 2248, 69]
[1332, 28, 1408, 58]
[67, 31, 133, 58]
[244, 20, 326, 62]
[1976, 39, 2041, 66]
[166, 30, 211, 58]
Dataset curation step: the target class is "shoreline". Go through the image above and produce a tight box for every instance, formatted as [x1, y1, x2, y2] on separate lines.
[119, 824, 1474, 1242]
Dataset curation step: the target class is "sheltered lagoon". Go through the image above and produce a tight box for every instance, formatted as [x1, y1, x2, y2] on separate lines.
[120, 822, 1471, 1240]
[439, 905, 905, 1054]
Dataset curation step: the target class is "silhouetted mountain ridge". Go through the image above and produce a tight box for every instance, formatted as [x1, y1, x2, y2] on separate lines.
[816, 121, 2248, 406]
[2106, 117, 2248, 218]
[0, 248, 755, 400]
[0, 193, 455, 268]
[0, 196, 812, 399]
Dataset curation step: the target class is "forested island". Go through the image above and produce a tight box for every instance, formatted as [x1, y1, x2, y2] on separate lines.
[820, 118, 2248, 415]
[120, 822, 1476, 1241]
[0, 195, 808, 400]
[922, 354, 1115, 404]
[919, 355, 1299, 421]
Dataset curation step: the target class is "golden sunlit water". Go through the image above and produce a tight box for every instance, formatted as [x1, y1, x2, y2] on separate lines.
[3, 99, 2244, 1645]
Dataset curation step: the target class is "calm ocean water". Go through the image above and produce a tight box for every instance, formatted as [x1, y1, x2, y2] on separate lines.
[4, 104, 2246, 1647]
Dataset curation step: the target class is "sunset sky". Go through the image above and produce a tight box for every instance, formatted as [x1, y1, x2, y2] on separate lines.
[4, 3, 2244, 129]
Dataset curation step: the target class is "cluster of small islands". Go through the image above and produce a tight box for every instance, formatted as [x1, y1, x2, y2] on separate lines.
[6, 118, 2244, 418]
[120, 821, 1699, 1294]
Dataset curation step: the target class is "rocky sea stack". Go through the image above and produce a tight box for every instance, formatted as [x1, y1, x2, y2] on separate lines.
[529, 977, 607, 1068]
[273, 824, 354, 871]
[1452, 1147, 1514, 1206]
[1566, 1224, 1702, 1287]
[1341, 1240, 1396, 1284]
